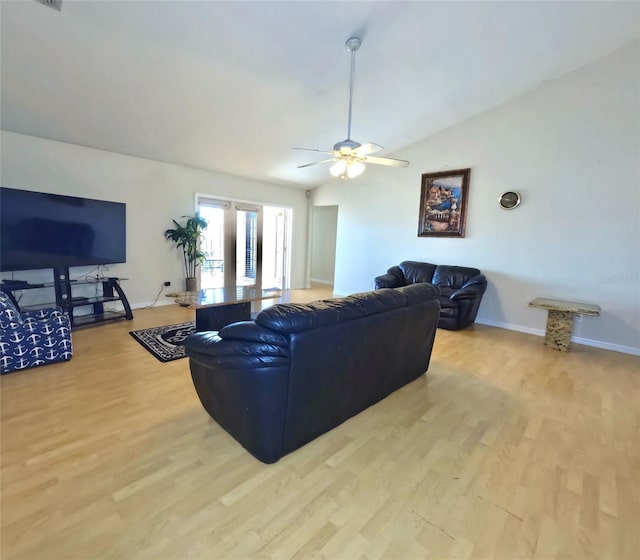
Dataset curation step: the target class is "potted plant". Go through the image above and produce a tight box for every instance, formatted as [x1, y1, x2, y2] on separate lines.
[164, 214, 208, 292]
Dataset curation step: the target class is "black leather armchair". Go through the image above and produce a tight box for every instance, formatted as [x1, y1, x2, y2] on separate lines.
[375, 260, 487, 330]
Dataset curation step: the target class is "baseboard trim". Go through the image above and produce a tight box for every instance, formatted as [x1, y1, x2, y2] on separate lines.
[476, 318, 640, 356]
[310, 278, 334, 285]
[476, 318, 544, 337]
[131, 299, 175, 310]
[570, 337, 640, 356]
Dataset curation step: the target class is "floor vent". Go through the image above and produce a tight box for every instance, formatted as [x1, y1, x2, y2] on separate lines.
[35, 0, 62, 11]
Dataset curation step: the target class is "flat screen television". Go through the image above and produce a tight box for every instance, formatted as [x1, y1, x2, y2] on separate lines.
[0, 187, 126, 272]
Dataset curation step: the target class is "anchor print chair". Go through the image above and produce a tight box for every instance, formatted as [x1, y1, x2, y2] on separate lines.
[0, 291, 73, 375]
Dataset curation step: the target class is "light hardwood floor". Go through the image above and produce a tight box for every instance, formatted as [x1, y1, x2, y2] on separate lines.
[1, 286, 638, 560]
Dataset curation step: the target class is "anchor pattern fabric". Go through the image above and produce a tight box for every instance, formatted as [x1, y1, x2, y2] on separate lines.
[0, 291, 73, 375]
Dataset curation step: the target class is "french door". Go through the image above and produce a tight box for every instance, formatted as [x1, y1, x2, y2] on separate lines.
[235, 206, 261, 287]
[197, 197, 290, 291]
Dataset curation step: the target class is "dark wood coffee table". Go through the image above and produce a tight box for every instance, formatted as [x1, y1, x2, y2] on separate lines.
[168, 286, 283, 331]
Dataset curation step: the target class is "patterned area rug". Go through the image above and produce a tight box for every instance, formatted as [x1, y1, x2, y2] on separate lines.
[129, 321, 196, 362]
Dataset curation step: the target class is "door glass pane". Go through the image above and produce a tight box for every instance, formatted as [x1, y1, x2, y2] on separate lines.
[262, 206, 286, 290]
[199, 206, 225, 289]
[236, 210, 257, 287]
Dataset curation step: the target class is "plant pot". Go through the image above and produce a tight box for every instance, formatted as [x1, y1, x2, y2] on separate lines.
[185, 277, 198, 292]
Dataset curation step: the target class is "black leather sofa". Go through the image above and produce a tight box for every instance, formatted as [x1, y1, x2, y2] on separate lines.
[184, 283, 440, 463]
[374, 261, 487, 330]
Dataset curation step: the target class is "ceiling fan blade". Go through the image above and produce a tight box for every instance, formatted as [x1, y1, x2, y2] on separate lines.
[353, 142, 383, 156]
[364, 155, 410, 168]
[297, 158, 335, 169]
[293, 147, 334, 155]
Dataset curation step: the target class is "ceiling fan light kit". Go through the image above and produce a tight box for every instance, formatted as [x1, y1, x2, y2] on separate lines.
[330, 159, 365, 179]
[295, 37, 409, 180]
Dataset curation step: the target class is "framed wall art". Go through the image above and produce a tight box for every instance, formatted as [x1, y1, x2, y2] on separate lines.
[418, 168, 470, 238]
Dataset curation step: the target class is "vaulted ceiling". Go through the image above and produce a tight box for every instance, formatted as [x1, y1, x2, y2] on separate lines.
[1, 1, 638, 188]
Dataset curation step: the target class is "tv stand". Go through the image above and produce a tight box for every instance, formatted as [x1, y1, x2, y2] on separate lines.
[4, 268, 134, 329]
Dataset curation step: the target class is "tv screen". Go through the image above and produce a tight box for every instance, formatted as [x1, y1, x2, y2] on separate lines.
[0, 187, 126, 272]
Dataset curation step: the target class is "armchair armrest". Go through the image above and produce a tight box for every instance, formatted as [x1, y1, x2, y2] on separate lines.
[450, 274, 487, 300]
[374, 266, 404, 289]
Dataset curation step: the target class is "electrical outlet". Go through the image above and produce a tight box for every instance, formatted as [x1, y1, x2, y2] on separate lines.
[164, 281, 171, 287]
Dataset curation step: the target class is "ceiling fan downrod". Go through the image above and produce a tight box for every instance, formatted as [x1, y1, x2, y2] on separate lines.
[344, 37, 361, 144]
[294, 35, 409, 174]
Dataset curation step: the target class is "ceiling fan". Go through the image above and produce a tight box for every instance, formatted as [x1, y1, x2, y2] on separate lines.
[295, 37, 409, 179]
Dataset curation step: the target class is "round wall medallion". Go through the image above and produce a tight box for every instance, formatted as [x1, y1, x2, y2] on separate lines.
[499, 191, 521, 210]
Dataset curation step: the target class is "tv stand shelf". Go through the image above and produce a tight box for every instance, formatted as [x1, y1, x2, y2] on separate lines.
[74, 310, 130, 327]
[2, 268, 133, 329]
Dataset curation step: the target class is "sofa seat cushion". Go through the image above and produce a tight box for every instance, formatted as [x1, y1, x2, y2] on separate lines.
[438, 303, 459, 318]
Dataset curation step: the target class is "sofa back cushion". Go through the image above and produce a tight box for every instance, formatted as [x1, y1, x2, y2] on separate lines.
[255, 288, 411, 334]
[255, 298, 365, 334]
[347, 288, 407, 315]
[432, 265, 481, 289]
[399, 261, 437, 284]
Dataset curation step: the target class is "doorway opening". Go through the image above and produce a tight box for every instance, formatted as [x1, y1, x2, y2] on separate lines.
[198, 197, 291, 291]
[310, 205, 338, 288]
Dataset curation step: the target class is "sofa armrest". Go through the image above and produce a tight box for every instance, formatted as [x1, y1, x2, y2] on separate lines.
[185, 332, 291, 463]
[218, 321, 289, 347]
[185, 331, 288, 358]
[450, 274, 487, 300]
[184, 331, 290, 372]
[374, 266, 404, 289]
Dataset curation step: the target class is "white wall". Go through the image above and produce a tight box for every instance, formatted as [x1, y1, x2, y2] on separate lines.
[0, 132, 309, 307]
[310, 205, 338, 284]
[311, 44, 640, 355]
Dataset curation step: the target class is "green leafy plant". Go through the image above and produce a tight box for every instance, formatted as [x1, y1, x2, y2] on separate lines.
[164, 214, 208, 279]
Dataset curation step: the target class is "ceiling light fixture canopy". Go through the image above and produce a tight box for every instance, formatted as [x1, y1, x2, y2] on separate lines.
[294, 37, 409, 179]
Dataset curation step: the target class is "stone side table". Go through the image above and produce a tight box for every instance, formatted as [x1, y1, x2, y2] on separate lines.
[528, 298, 601, 352]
